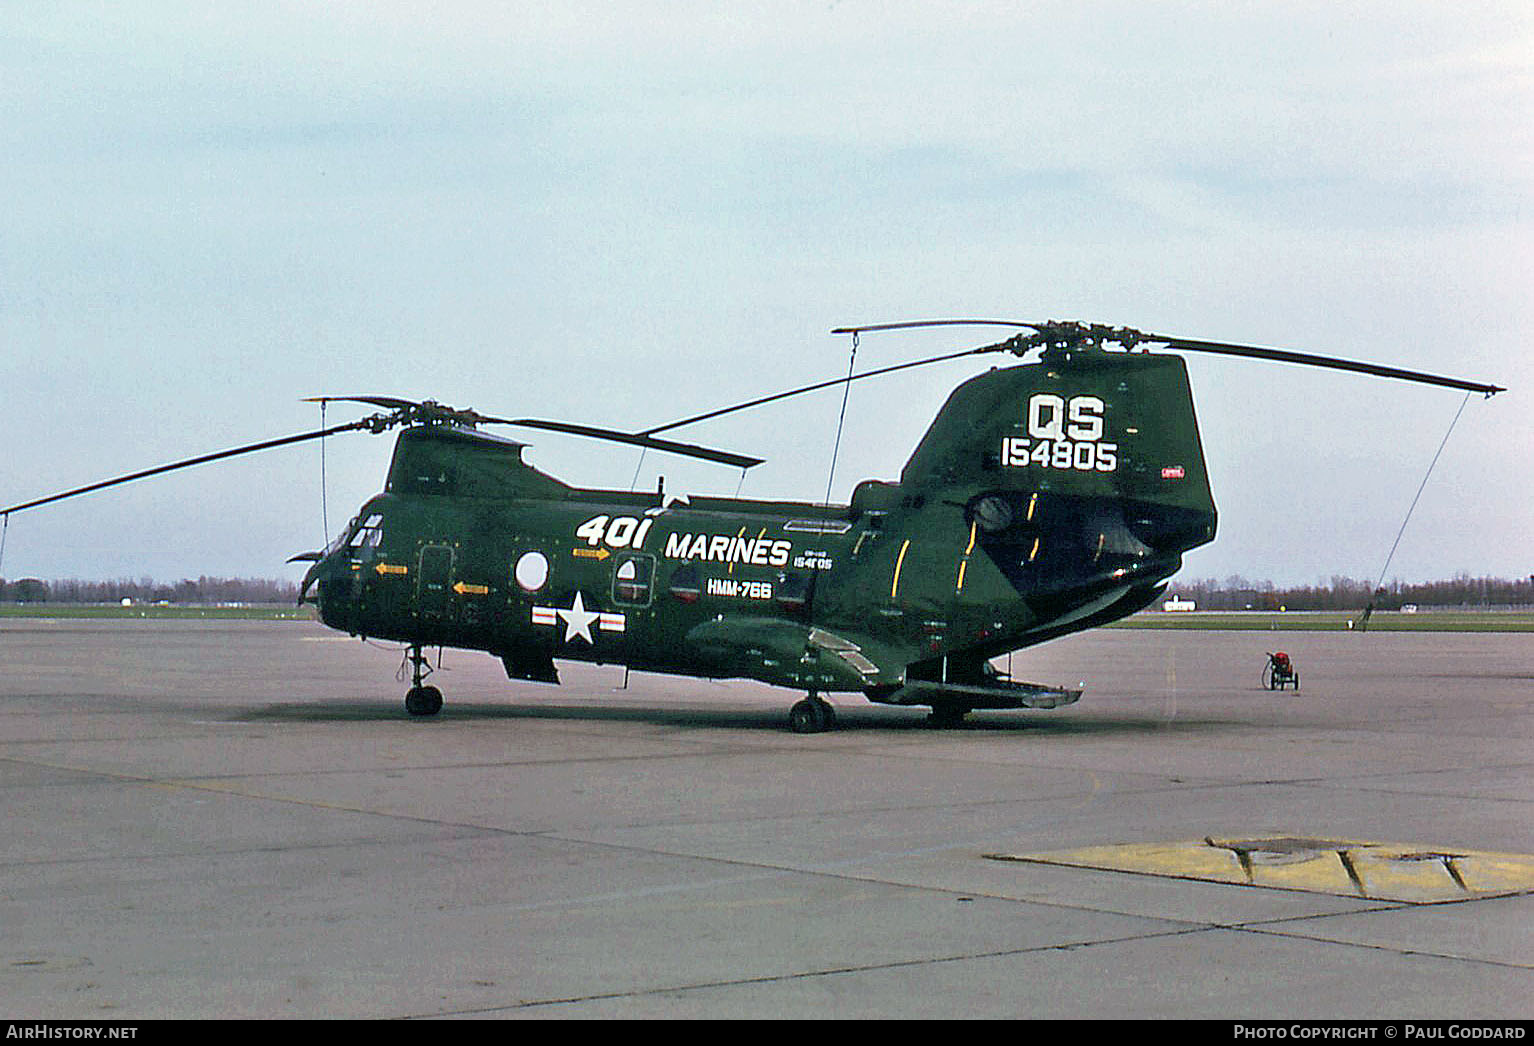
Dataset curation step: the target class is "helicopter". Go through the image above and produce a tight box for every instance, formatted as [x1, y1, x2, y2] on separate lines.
[2, 320, 1503, 732]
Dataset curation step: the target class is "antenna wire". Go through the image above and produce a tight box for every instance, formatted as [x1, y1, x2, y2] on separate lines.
[823, 331, 859, 507]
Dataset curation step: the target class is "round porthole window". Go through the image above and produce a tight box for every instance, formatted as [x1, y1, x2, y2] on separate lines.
[514, 551, 549, 592]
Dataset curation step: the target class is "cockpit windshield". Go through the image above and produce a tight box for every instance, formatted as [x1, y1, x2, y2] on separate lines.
[326, 513, 384, 558]
[348, 513, 384, 555]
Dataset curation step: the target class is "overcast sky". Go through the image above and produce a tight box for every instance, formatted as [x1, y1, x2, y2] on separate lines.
[2, 2, 1529, 588]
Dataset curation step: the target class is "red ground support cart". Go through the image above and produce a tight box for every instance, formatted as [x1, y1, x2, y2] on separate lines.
[1263, 651, 1300, 690]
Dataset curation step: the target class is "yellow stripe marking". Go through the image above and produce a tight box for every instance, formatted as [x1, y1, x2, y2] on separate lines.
[890, 539, 911, 600]
[726, 526, 754, 576]
[957, 522, 978, 593]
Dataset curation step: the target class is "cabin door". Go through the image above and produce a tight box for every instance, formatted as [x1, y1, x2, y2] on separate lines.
[417, 544, 456, 620]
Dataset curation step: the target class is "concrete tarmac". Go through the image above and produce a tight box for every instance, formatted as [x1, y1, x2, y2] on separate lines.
[0, 618, 1529, 1019]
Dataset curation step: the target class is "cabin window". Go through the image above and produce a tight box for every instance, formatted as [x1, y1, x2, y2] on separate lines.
[667, 562, 701, 604]
[514, 550, 550, 592]
[611, 552, 655, 608]
[774, 570, 813, 614]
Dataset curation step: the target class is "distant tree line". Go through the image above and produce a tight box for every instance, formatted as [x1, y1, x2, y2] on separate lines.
[4, 572, 1530, 611]
[0, 576, 299, 604]
[1165, 574, 1534, 612]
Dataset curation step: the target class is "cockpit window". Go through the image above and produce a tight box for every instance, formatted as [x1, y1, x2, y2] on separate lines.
[346, 514, 384, 555]
[323, 517, 356, 558]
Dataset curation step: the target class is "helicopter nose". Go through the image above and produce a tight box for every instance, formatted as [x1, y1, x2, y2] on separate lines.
[297, 555, 329, 605]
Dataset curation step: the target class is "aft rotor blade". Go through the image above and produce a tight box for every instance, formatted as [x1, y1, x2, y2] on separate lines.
[1, 420, 369, 518]
[1151, 337, 1505, 396]
[507, 419, 764, 469]
[834, 317, 1504, 396]
[644, 345, 996, 436]
[304, 395, 417, 410]
[831, 318, 1038, 335]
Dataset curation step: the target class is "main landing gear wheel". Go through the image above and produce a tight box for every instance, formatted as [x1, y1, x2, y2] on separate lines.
[405, 685, 443, 716]
[788, 694, 836, 734]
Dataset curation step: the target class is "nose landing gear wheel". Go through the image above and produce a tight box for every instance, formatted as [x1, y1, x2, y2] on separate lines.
[402, 644, 443, 716]
[788, 694, 836, 733]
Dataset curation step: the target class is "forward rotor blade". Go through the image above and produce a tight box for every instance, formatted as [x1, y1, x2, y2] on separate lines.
[308, 396, 761, 467]
[304, 397, 518, 427]
[1151, 337, 1505, 396]
[1, 421, 369, 518]
[507, 419, 764, 469]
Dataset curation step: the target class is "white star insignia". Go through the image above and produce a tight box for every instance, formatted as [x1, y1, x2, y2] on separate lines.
[532, 593, 625, 644]
[555, 591, 601, 645]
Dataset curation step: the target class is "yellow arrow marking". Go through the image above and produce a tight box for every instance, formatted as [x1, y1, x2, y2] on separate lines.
[375, 563, 408, 576]
[452, 582, 489, 596]
[573, 547, 611, 560]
